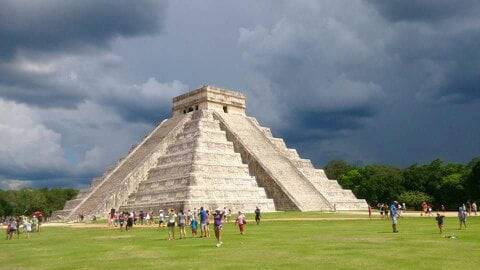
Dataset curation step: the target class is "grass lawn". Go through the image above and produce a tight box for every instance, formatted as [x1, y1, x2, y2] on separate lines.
[1, 212, 479, 270]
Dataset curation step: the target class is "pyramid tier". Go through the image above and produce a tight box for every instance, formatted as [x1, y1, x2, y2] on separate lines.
[149, 162, 251, 179]
[166, 137, 235, 154]
[136, 175, 260, 191]
[157, 150, 243, 165]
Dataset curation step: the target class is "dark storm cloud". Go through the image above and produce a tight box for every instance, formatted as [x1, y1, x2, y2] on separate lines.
[367, 0, 480, 23]
[0, 0, 165, 59]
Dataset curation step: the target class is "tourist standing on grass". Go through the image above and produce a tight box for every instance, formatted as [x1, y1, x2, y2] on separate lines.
[255, 207, 261, 225]
[435, 212, 445, 234]
[472, 202, 477, 216]
[7, 218, 17, 240]
[199, 207, 207, 237]
[213, 209, 225, 247]
[190, 217, 198, 237]
[167, 209, 177, 240]
[126, 212, 134, 230]
[236, 211, 246, 235]
[390, 201, 399, 233]
[205, 210, 211, 237]
[24, 218, 32, 239]
[119, 212, 125, 229]
[178, 210, 186, 239]
[158, 210, 165, 228]
[32, 216, 38, 232]
[458, 206, 467, 230]
[224, 207, 229, 223]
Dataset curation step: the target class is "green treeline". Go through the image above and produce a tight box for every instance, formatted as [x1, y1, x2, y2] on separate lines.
[0, 188, 78, 217]
[325, 157, 480, 210]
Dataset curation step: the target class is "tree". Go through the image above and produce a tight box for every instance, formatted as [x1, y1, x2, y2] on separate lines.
[351, 165, 404, 205]
[324, 160, 352, 180]
[398, 191, 432, 210]
[465, 157, 480, 201]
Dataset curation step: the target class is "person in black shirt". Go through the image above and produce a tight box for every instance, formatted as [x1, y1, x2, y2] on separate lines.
[255, 207, 261, 225]
[435, 212, 445, 234]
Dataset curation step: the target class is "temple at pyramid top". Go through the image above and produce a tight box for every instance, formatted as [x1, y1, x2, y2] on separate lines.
[55, 85, 367, 220]
[172, 85, 246, 116]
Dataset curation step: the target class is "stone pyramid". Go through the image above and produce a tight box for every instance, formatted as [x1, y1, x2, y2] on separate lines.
[56, 86, 367, 220]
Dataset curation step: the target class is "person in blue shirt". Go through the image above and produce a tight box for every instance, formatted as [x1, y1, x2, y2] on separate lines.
[390, 201, 399, 233]
[199, 207, 208, 237]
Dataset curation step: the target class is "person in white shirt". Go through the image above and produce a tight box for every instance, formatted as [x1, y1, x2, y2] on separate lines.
[158, 210, 165, 228]
[167, 209, 177, 240]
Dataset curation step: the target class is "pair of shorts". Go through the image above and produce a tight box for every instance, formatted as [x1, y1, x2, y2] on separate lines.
[167, 222, 175, 228]
[391, 216, 397, 225]
[178, 223, 185, 228]
[214, 225, 222, 231]
[201, 222, 207, 229]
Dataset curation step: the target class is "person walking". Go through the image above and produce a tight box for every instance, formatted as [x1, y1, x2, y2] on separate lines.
[435, 212, 445, 234]
[213, 209, 225, 247]
[390, 201, 399, 233]
[254, 207, 261, 225]
[458, 206, 467, 230]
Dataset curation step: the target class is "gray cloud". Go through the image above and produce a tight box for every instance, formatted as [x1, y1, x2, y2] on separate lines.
[367, 0, 480, 23]
[0, 0, 165, 59]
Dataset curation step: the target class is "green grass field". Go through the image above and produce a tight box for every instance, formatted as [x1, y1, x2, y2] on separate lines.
[1, 212, 479, 270]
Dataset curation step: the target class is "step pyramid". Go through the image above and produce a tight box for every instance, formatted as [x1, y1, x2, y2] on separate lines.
[55, 85, 367, 220]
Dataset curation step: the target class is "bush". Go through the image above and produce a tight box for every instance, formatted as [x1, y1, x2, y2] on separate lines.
[398, 191, 432, 210]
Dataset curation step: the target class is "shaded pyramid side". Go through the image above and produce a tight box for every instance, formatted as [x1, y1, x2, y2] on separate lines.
[121, 110, 275, 212]
[54, 115, 190, 220]
[215, 112, 333, 211]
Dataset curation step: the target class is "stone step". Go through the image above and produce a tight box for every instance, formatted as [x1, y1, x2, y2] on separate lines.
[157, 150, 243, 165]
[149, 162, 251, 179]
[63, 198, 84, 210]
[174, 129, 228, 143]
[182, 119, 220, 132]
[166, 138, 234, 154]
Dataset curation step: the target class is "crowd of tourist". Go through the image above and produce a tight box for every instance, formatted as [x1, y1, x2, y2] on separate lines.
[102, 206, 260, 247]
[375, 200, 477, 234]
[3, 214, 42, 240]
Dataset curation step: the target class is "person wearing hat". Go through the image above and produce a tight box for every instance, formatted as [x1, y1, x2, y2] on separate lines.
[390, 201, 399, 233]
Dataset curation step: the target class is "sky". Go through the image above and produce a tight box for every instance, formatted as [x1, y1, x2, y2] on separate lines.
[0, 0, 479, 189]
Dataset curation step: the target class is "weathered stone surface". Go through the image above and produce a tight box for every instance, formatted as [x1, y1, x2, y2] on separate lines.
[56, 85, 367, 220]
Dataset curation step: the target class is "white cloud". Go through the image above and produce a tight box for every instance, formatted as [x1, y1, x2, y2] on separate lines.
[0, 99, 68, 177]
